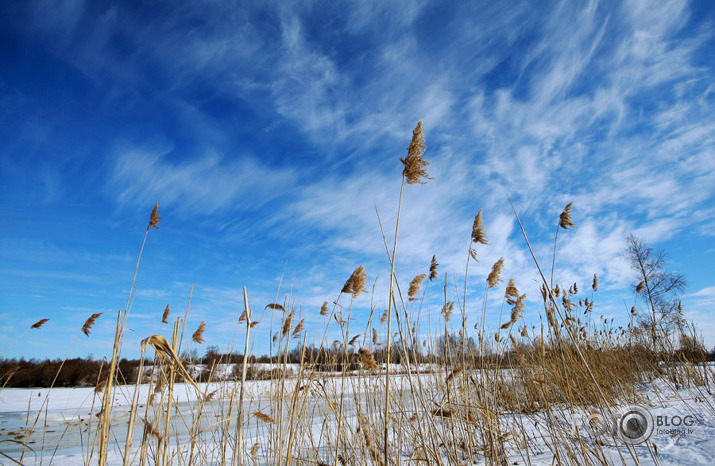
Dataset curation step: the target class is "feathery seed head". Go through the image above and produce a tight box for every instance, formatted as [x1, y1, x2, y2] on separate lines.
[161, 304, 170, 324]
[471, 210, 488, 245]
[192, 322, 206, 344]
[592, 274, 598, 292]
[505, 278, 519, 305]
[441, 301, 454, 323]
[558, 202, 575, 229]
[148, 203, 162, 230]
[487, 258, 505, 288]
[81, 313, 102, 336]
[282, 310, 295, 336]
[408, 274, 427, 301]
[320, 301, 328, 316]
[31, 318, 49, 329]
[429, 255, 438, 281]
[400, 121, 431, 184]
[342, 265, 367, 299]
[636, 281, 645, 293]
[358, 347, 378, 370]
[254, 411, 276, 424]
[292, 319, 304, 338]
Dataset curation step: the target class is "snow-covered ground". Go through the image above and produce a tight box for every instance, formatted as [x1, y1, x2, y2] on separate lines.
[1, 370, 714, 465]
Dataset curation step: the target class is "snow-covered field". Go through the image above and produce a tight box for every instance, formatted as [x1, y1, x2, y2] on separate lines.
[1, 369, 714, 465]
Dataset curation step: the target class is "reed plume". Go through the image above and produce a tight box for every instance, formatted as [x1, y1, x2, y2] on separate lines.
[342, 265, 367, 298]
[94, 379, 107, 394]
[81, 313, 102, 336]
[265, 303, 285, 311]
[147, 203, 162, 230]
[141, 335, 202, 394]
[487, 258, 505, 288]
[592, 274, 599, 291]
[429, 255, 438, 281]
[161, 304, 170, 324]
[400, 121, 431, 184]
[469, 248, 478, 261]
[408, 274, 427, 301]
[505, 278, 519, 305]
[192, 322, 206, 344]
[31, 318, 49, 329]
[471, 210, 488, 245]
[502, 293, 526, 329]
[282, 310, 295, 336]
[441, 301, 454, 323]
[292, 319, 304, 338]
[358, 347, 378, 370]
[320, 301, 329, 316]
[636, 281, 645, 293]
[558, 202, 574, 229]
[446, 366, 463, 384]
[254, 412, 276, 424]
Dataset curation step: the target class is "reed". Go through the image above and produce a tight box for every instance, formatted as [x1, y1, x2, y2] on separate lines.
[6, 130, 713, 466]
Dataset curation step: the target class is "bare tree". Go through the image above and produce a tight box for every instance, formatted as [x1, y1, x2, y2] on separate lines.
[624, 234, 687, 347]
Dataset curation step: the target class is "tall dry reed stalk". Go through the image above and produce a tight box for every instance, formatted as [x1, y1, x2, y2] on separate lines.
[382, 120, 430, 465]
[99, 203, 161, 466]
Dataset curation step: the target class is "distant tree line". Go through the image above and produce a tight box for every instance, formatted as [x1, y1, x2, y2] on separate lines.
[3, 330, 712, 388]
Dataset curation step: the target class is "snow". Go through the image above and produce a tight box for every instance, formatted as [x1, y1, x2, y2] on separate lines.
[1, 369, 714, 465]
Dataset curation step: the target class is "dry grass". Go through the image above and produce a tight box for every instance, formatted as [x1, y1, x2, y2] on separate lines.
[1, 126, 712, 466]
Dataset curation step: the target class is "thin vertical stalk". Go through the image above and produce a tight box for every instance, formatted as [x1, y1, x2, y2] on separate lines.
[123, 344, 148, 465]
[98, 310, 122, 466]
[237, 287, 252, 466]
[161, 321, 179, 466]
[384, 176, 405, 466]
[99, 226, 151, 466]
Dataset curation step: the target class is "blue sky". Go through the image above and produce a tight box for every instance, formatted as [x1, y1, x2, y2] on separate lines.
[1, 0, 714, 361]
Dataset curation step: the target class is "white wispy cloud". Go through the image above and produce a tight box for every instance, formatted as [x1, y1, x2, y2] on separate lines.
[3, 0, 714, 358]
[108, 147, 297, 214]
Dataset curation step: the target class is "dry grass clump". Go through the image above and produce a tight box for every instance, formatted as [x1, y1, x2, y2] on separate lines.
[10, 126, 713, 466]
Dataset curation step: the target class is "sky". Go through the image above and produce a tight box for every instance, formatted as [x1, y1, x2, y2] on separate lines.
[1, 0, 714, 361]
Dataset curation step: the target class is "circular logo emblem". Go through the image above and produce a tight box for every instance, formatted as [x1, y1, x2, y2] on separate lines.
[616, 405, 653, 444]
